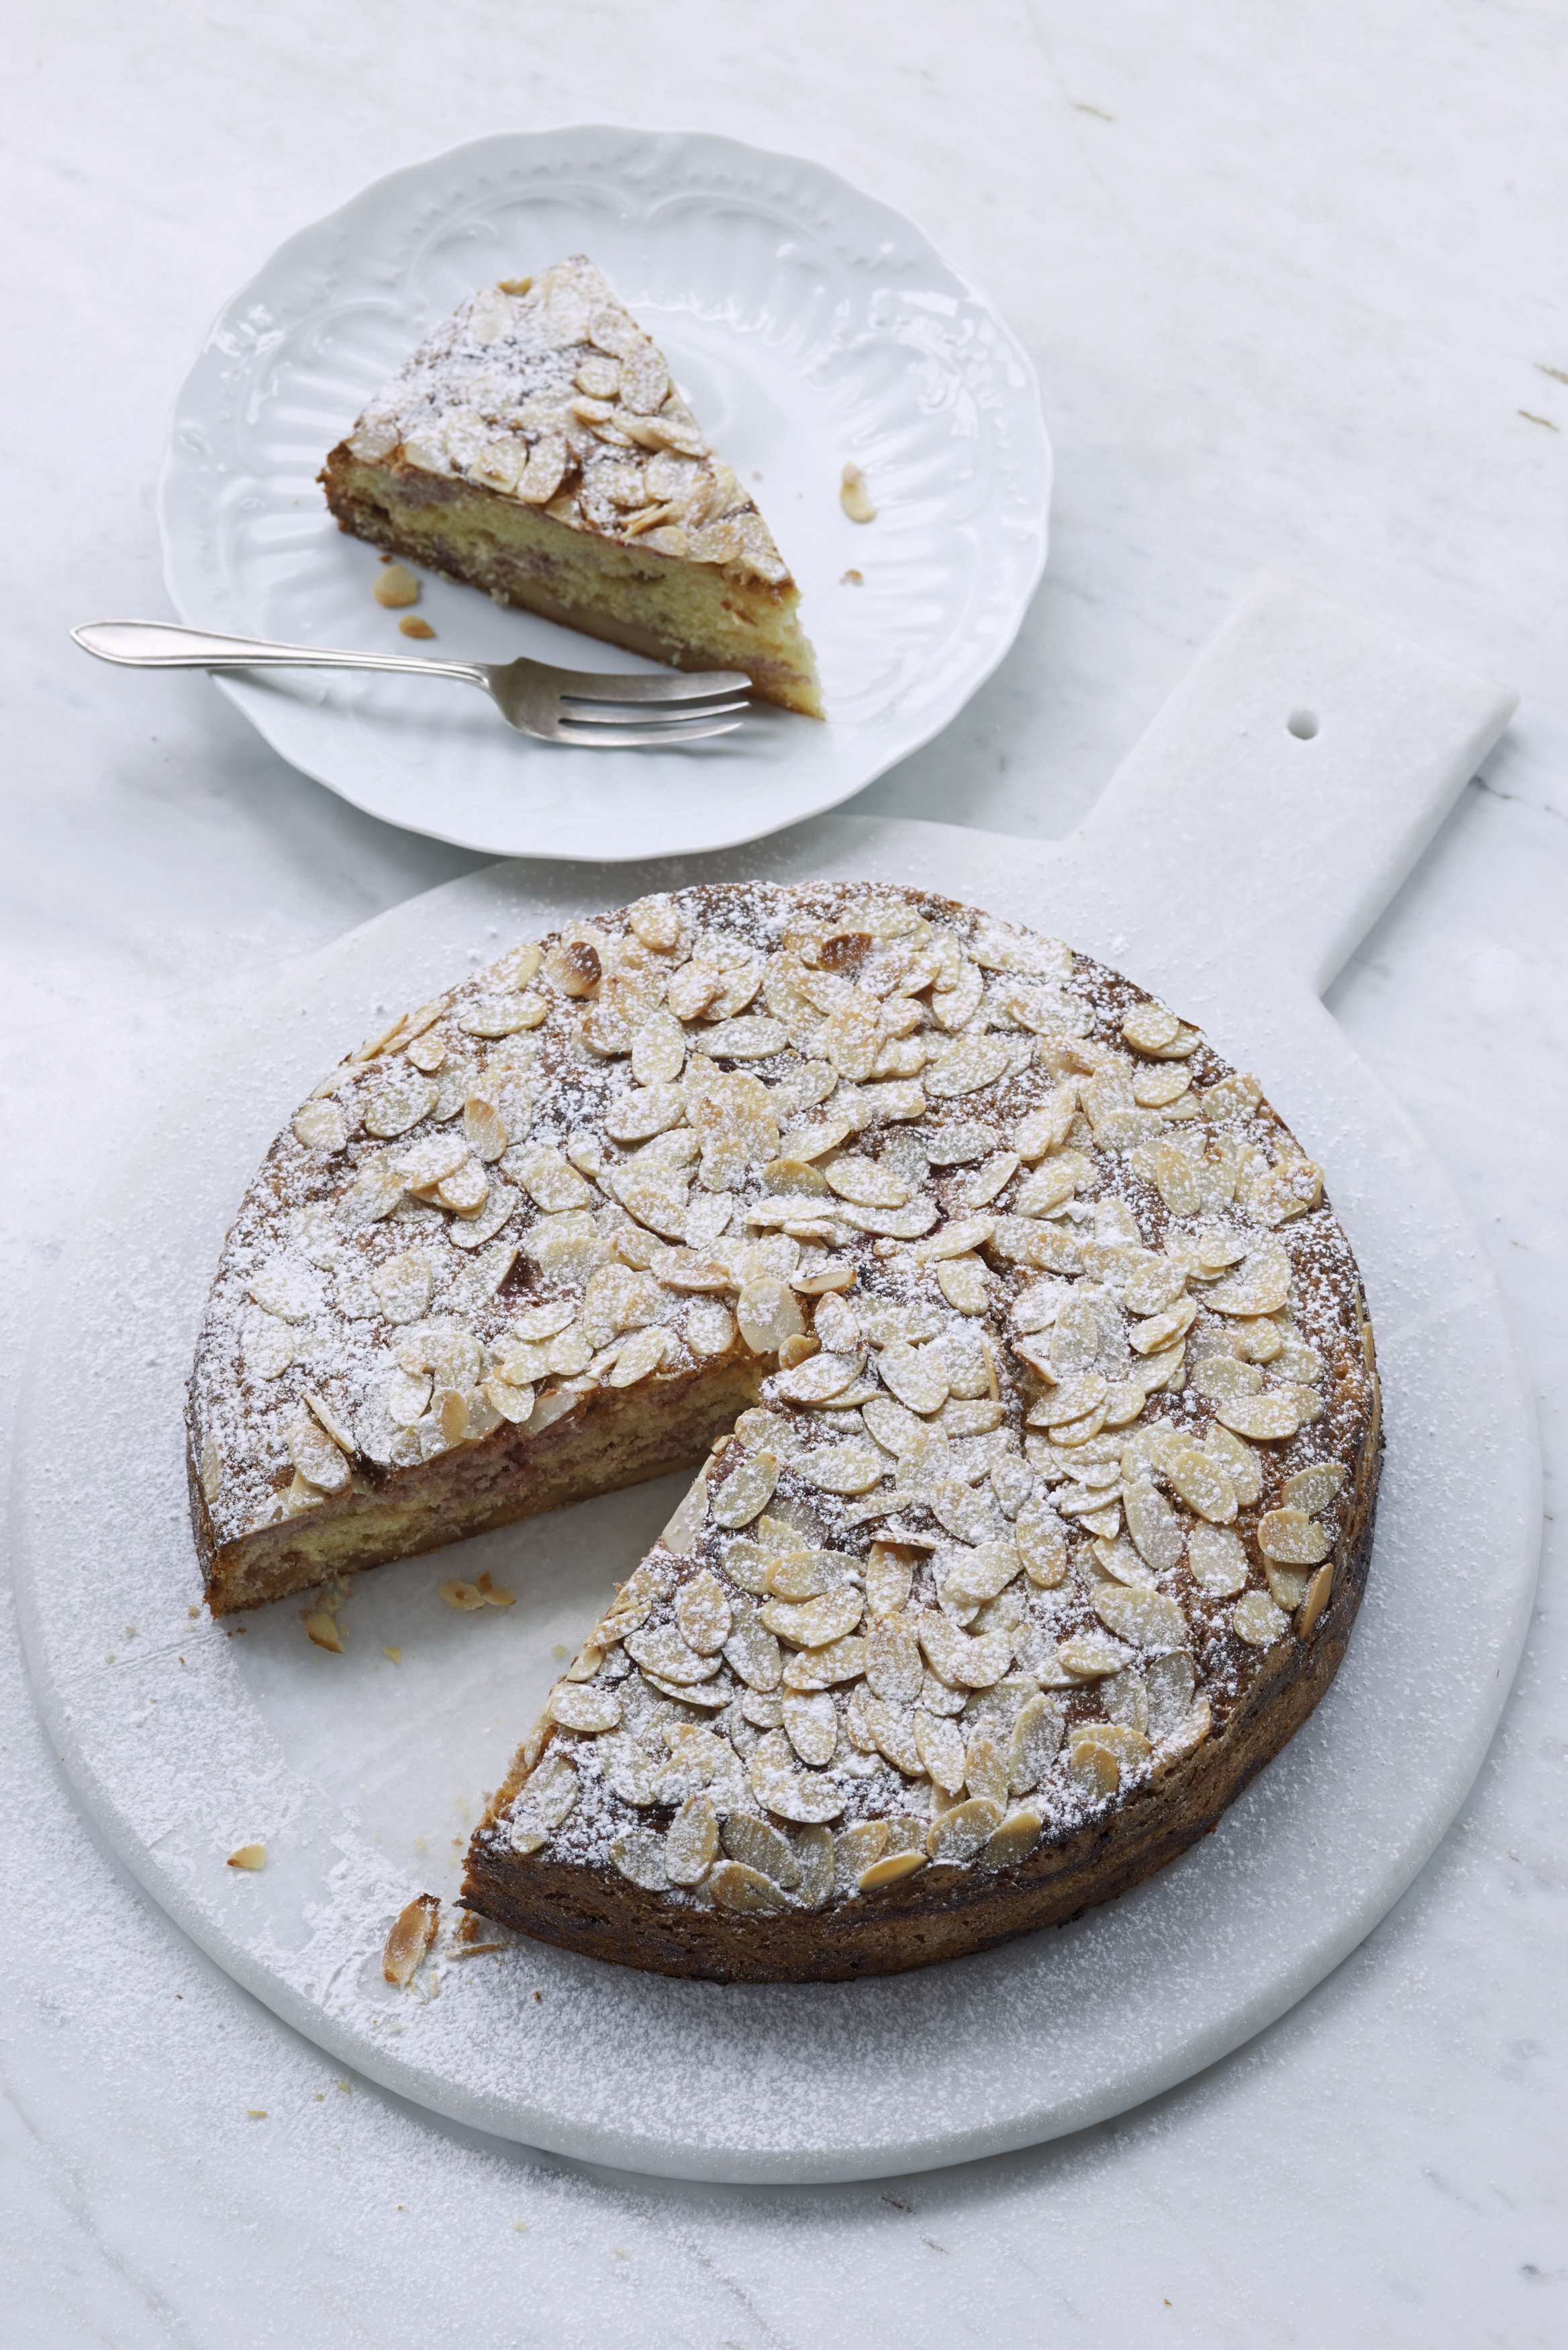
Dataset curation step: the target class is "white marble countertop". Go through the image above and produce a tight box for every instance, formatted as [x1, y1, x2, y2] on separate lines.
[3, 3, 1563, 2341]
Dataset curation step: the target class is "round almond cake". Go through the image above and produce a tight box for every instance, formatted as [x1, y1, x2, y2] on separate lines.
[187, 881, 1381, 1983]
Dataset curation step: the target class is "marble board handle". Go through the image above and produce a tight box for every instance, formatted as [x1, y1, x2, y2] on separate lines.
[1052, 571, 1518, 999]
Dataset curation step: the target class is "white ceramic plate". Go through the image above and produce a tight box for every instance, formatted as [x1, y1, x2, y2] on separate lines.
[156, 126, 1050, 859]
[13, 583, 1536, 2184]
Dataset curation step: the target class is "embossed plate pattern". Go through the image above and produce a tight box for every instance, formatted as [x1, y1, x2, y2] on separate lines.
[158, 127, 1050, 859]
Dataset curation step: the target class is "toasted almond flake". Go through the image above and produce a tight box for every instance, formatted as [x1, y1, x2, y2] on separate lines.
[676, 1568, 732, 1654]
[1283, 1461, 1345, 1513]
[978, 1807, 1043, 1871]
[940, 1540, 1020, 1608]
[373, 564, 420, 609]
[1091, 1584, 1188, 1650]
[1296, 1560, 1335, 1639]
[1057, 1632, 1129, 1680]
[1121, 1476, 1185, 1572]
[759, 1589, 865, 1648]
[611, 1828, 669, 1891]
[1215, 1392, 1302, 1441]
[708, 1858, 789, 1912]
[1121, 1002, 1181, 1052]
[227, 1842, 266, 1870]
[797, 1437, 891, 1496]
[1013, 1494, 1067, 1587]
[627, 894, 682, 950]
[382, 1892, 439, 1985]
[917, 1612, 1016, 1689]
[1008, 1695, 1065, 1794]
[877, 1339, 951, 1416]
[1187, 1524, 1249, 1596]
[302, 1389, 357, 1456]
[394, 1131, 469, 1192]
[926, 1796, 1003, 1864]
[748, 1730, 846, 1824]
[840, 462, 877, 522]
[438, 1577, 487, 1612]
[711, 1449, 780, 1528]
[1257, 1507, 1332, 1564]
[605, 1326, 670, 1387]
[924, 1473, 999, 1547]
[1233, 1589, 1291, 1646]
[963, 1730, 1010, 1808]
[1207, 1244, 1293, 1317]
[372, 1251, 434, 1325]
[293, 1099, 348, 1153]
[865, 1542, 917, 1617]
[483, 1374, 536, 1423]
[665, 1791, 720, 1886]
[1164, 1440, 1238, 1524]
[773, 1350, 860, 1405]
[463, 1097, 509, 1163]
[856, 1848, 926, 1890]
[1066, 1735, 1120, 1800]
[548, 1681, 622, 1733]
[436, 1158, 491, 1215]
[909, 1709, 962, 1796]
[362, 1074, 437, 1137]
[288, 1415, 350, 1494]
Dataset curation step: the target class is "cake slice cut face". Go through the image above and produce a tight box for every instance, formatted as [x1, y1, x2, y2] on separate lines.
[187, 881, 1380, 1983]
[320, 256, 824, 716]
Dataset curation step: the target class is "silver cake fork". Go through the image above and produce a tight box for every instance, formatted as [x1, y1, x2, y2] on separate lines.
[72, 620, 752, 747]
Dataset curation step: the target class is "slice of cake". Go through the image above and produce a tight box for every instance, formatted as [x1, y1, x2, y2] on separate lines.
[185, 880, 1380, 1984]
[320, 256, 823, 716]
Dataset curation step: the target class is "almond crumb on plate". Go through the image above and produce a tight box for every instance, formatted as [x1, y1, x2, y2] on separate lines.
[383, 1645, 402, 1663]
[227, 1842, 266, 1870]
[372, 563, 420, 608]
[398, 616, 436, 639]
[382, 1892, 440, 1986]
[304, 1611, 344, 1652]
[840, 567, 864, 585]
[840, 463, 877, 522]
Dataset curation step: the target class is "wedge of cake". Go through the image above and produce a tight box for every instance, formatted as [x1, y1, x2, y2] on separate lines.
[187, 881, 1381, 1983]
[320, 256, 823, 716]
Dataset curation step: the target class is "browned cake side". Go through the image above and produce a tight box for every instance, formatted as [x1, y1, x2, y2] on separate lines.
[193, 1342, 765, 1615]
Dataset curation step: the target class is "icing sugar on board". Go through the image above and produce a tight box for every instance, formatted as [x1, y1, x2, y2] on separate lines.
[13, 577, 1538, 2183]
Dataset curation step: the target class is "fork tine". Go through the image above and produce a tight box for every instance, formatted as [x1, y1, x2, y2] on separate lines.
[554, 716, 746, 749]
[558, 669, 753, 706]
[561, 696, 752, 727]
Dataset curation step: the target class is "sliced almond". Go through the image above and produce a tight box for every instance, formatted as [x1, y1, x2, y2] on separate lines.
[382, 1892, 439, 1986]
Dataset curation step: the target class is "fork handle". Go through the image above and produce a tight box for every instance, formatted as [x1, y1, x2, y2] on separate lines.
[72, 619, 484, 688]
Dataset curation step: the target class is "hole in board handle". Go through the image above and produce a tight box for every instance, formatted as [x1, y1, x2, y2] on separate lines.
[1287, 710, 1320, 741]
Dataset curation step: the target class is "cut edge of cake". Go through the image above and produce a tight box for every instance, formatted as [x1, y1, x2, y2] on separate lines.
[320, 256, 824, 718]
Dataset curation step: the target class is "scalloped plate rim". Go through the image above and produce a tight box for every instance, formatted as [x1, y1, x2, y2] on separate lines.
[156, 124, 1052, 861]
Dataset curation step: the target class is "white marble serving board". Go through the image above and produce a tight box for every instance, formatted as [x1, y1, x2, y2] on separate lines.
[11, 576, 1538, 2185]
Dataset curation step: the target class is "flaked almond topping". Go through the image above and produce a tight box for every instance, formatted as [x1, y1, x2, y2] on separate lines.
[227, 1842, 266, 1870]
